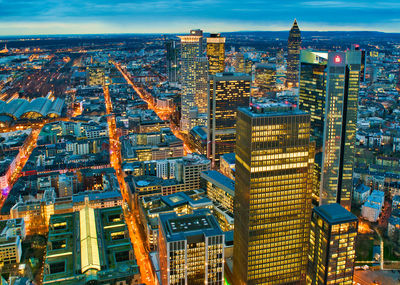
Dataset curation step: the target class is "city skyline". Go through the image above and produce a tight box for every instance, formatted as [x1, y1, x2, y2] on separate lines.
[1, 0, 400, 35]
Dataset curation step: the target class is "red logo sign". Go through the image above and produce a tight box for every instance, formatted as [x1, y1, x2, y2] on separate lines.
[334, 55, 342, 63]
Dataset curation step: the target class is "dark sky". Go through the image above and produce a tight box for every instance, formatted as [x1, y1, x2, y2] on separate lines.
[0, 0, 399, 35]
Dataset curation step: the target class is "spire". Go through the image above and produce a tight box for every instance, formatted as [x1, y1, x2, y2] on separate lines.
[291, 19, 299, 30]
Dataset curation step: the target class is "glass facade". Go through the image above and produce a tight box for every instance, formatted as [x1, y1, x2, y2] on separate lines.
[233, 105, 313, 284]
[287, 20, 301, 88]
[307, 204, 358, 285]
[207, 34, 225, 75]
[207, 73, 251, 167]
[166, 40, 179, 83]
[320, 51, 361, 210]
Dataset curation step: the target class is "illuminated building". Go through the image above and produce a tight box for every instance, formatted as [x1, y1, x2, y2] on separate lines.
[233, 52, 245, 73]
[138, 189, 213, 250]
[194, 57, 209, 114]
[166, 40, 179, 83]
[254, 63, 277, 92]
[307, 203, 358, 285]
[287, 19, 301, 87]
[220, 152, 235, 180]
[207, 33, 225, 75]
[320, 50, 361, 210]
[201, 170, 234, 213]
[158, 209, 224, 285]
[189, 126, 207, 155]
[0, 218, 25, 266]
[178, 30, 208, 132]
[299, 50, 328, 202]
[208, 72, 251, 167]
[86, 65, 105, 86]
[233, 103, 314, 284]
[43, 206, 141, 285]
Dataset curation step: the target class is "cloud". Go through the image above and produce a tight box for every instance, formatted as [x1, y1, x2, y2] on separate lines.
[0, 0, 399, 34]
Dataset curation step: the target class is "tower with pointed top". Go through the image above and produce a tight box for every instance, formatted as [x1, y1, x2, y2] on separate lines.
[287, 19, 301, 88]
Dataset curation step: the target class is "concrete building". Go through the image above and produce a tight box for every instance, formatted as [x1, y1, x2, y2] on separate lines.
[43, 206, 141, 284]
[307, 203, 358, 285]
[158, 209, 225, 284]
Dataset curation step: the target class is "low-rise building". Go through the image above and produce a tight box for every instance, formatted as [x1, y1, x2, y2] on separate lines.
[0, 218, 25, 266]
[388, 209, 400, 240]
[219, 153, 235, 180]
[393, 195, 400, 209]
[43, 206, 141, 284]
[353, 183, 370, 205]
[201, 170, 235, 213]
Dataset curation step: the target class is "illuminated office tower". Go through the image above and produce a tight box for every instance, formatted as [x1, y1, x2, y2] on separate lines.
[208, 72, 251, 167]
[195, 57, 209, 114]
[320, 50, 361, 210]
[307, 203, 358, 285]
[87, 65, 105, 86]
[287, 19, 301, 88]
[178, 29, 203, 132]
[166, 40, 179, 83]
[254, 63, 277, 92]
[233, 103, 314, 284]
[207, 33, 225, 75]
[158, 209, 224, 285]
[299, 50, 328, 202]
[233, 52, 245, 73]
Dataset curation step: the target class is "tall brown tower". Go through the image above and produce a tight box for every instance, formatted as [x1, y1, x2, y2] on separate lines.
[287, 19, 301, 88]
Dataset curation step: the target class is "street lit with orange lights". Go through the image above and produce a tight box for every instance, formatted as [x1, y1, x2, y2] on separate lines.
[103, 85, 156, 284]
[112, 60, 193, 154]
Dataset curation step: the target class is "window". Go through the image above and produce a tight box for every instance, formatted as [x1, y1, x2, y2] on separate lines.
[49, 261, 65, 274]
[115, 250, 130, 262]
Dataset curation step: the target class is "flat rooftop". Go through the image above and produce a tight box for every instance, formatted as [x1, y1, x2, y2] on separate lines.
[239, 104, 305, 118]
[201, 170, 234, 196]
[314, 203, 358, 225]
[159, 209, 223, 242]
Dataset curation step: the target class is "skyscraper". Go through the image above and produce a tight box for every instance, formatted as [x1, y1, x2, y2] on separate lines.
[287, 19, 301, 88]
[320, 50, 361, 210]
[299, 50, 328, 203]
[233, 103, 314, 284]
[194, 57, 209, 114]
[165, 39, 179, 83]
[307, 203, 358, 285]
[178, 29, 206, 132]
[207, 72, 251, 167]
[207, 33, 225, 75]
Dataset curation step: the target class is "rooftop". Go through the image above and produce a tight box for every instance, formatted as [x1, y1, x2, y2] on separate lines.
[314, 203, 358, 225]
[159, 209, 223, 242]
[200, 170, 235, 197]
[239, 104, 305, 118]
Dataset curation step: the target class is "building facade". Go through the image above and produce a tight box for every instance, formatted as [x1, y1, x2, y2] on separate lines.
[166, 40, 179, 83]
[287, 19, 301, 88]
[207, 72, 251, 167]
[158, 209, 224, 285]
[307, 203, 358, 285]
[207, 33, 225, 75]
[233, 103, 314, 284]
[320, 50, 362, 210]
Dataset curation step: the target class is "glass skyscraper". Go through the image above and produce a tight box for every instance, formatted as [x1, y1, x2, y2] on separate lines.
[207, 33, 225, 75]
[307, 203, 358, 285]
[287, 19, 301, 88]
[178, 29, 207, 132]
[320, 51, 361, 210]
[207, 72, 251, 168]
[166, 40, 179, 83]
[233, 103, 314, 284]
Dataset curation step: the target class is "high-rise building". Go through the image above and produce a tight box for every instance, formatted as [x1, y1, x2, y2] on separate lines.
[254, 63, 277, 92]
[195, 57, 209, 114]
[233, 52, 245, 73]
[299, 50, 328, 202]
[287, 19, 301, 88]
[166, 40, 179, 83]
[299, 50, 362, 208]
[307, 203, 358, 285]
[178, 29, 207, 132]
[320, 50, 361, 210]
[233, 103, 314, 284]
[397, 63, 400, 92]
[207, 72, 251, 167]
[158, 209, 225, 285]
[207, 33, 225, 75]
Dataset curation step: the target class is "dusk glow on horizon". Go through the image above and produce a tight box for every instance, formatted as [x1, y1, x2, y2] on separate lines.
[0, 0, 400, 35]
